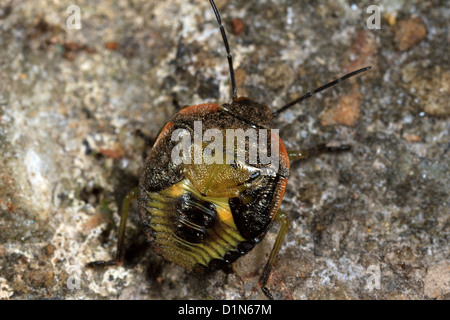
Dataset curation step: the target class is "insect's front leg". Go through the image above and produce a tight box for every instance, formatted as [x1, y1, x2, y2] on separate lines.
[258, 210, 289, 300]
[86, 187, 138, 268]
[287, 144, 351, 162]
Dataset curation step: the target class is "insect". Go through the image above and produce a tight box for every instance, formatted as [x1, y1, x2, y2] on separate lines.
[87, 0, 370, 300]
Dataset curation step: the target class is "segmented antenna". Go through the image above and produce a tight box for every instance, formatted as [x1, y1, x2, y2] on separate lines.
[209, 0, 238, 99]
[272, 66, 371, 117]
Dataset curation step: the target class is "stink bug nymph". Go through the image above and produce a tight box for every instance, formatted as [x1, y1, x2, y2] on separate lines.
[87, 0, 371, 300]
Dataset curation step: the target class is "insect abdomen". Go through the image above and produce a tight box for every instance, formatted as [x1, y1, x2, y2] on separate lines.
[140, 178, 251, 272]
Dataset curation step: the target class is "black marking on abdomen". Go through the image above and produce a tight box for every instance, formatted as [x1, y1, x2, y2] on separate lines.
[173, 193, 217, 243]
[229, 175, 281, 239]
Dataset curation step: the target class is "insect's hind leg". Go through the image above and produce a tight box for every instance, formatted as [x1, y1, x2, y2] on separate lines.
[287, 143, 351, 162]
[86, 187, 138, 268]
[258, 210, 289, 300]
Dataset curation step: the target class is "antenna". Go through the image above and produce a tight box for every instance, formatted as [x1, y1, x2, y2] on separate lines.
[209, 0, 238, 99]
[272, 66, 371, 117]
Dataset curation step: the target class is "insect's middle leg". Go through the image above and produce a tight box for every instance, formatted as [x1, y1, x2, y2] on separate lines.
[287, 143, 351, 162]
[86, 187, 138, 268]
[258, 210, 289, 300]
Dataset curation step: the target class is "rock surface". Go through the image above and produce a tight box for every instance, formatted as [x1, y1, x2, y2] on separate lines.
[0, 0, 448, 300]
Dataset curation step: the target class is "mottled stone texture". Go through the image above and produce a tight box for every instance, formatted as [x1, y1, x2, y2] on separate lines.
[0, 0, 448, 300]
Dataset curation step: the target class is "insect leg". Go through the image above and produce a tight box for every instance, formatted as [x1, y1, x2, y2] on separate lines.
[86, 187, 138, 268]
[287, 144, 351, 162]
[258, 210, 289, 300]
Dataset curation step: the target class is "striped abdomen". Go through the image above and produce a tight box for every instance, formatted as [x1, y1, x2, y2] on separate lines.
[139, 178, 258, 272]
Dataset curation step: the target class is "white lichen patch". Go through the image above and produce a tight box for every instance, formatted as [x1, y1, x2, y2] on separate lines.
[0, 278, 14, 300]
